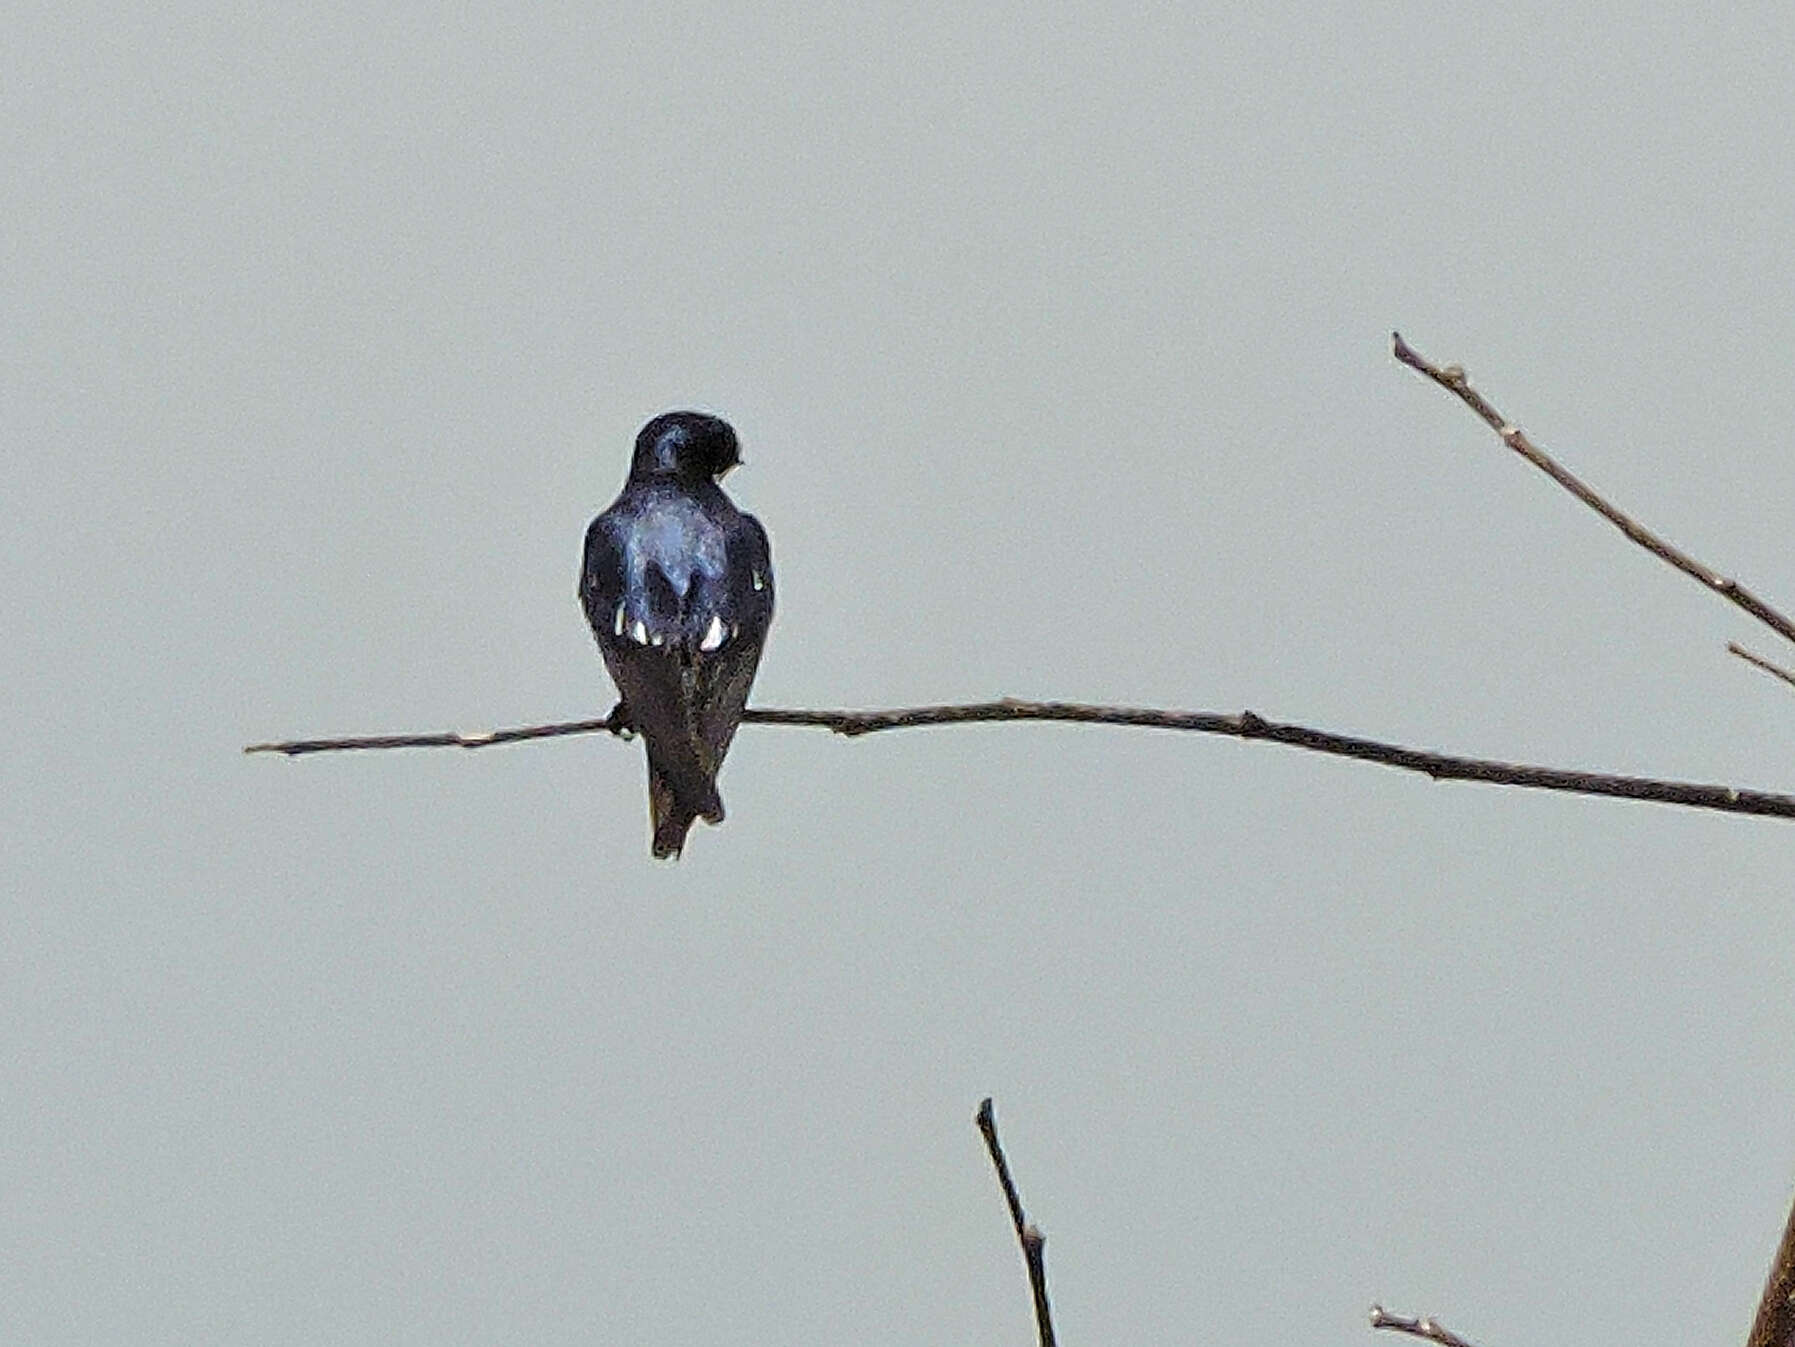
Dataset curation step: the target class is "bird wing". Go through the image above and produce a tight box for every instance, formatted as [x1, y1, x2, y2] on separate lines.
[685, 510, 773, 771]
[578, 512, 627, 640]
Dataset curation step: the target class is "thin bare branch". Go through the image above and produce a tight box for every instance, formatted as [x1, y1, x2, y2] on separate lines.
[977, 1099, 1056, 1347]
[246, 698, 1795, 823]
[1370, 1306, 1484, 1347]
[243, 711, 627, 756]
[1392, 332, 1795, 652]
[1748, 1187, 1795, 1347]
[1730, 643, 1795, 695]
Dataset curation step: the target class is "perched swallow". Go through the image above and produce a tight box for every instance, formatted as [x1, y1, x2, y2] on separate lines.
[579, 412, 774, 858]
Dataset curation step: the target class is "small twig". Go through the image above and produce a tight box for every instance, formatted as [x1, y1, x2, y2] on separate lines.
[246, 698, 1795, 823]
[1730, 643, 1795, 694]
[243, 711, 627, 756]
[976, 1099, 1056, 1347]
[1392, 332, 1795, 653]
[1370, 1306, 1484, 1347]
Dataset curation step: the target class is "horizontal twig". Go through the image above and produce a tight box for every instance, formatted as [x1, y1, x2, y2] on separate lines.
[243, 712, 625, 756]
[1371, 1306, 1484, 1347]
[246, 698, 1795, 822]
[1393, 331, 1795, 653]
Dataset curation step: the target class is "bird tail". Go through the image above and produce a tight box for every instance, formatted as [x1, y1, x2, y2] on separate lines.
[648, 761, 724, 860]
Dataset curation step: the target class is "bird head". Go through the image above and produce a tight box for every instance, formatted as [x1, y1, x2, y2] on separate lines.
[630, 411, 742, 484]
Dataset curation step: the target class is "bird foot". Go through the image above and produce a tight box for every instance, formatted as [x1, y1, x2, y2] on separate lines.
[606, 700, 637, 740]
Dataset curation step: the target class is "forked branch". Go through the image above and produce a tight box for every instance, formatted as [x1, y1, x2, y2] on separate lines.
[242, 336, 1795, 825]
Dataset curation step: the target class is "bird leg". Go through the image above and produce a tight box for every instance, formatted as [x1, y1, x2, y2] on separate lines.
[606, 700, 637, 740]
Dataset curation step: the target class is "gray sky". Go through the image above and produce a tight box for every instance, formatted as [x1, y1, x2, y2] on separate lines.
[7, 3, 1795, 1343]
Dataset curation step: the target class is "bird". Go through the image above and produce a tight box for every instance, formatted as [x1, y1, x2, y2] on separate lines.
[579, 412, 775, 858]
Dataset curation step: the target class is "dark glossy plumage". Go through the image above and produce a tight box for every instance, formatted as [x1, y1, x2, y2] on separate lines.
[579, 412, 774, 858]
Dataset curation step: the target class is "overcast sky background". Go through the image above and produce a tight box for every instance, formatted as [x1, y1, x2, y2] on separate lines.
[8, 4, 1795, 1343]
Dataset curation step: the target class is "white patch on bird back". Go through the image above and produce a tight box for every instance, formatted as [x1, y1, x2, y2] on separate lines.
[626, 506, 728, 599]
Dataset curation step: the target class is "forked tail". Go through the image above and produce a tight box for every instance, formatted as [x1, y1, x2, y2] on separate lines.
[648, 762, 724, 860]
